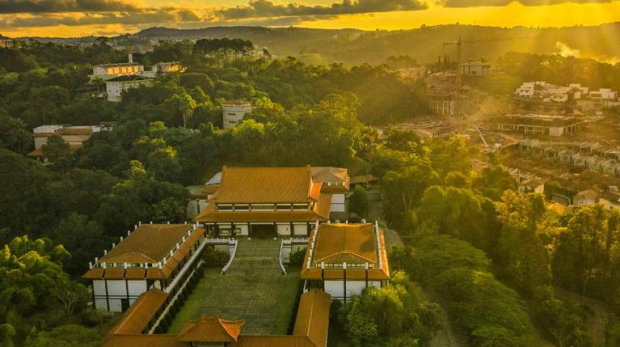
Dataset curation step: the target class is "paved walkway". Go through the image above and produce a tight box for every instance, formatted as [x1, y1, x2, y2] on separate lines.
[169, 238, 300, 335]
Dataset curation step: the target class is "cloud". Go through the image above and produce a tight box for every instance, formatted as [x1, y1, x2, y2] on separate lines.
[440, 0, 614, 7]
[0, 9, 204, 28]
[0, 0, 141, 13]
[216, 0, 427, 20]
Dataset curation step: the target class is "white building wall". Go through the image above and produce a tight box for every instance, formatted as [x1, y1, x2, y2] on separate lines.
[549, 127, 564, 137]
[325, 280, 344, 299]
[277, 224, 291, 236]
[93, 280, 106, 298]
[108, 299, 123, 312]
[94, 298, 108, 310]
[330, 194, 346, 213]
[293, 223, 308, 236]
[222, 104, 252, 129]
[237, 224, 249, 236]
[324, 280, 383, 299]
[127, 280, 147, 296]
[106, 280, 127, 296]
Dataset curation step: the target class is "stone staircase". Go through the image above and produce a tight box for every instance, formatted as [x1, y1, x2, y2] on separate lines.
[198, 238, 299, 335]
[227, 238, 282, 276]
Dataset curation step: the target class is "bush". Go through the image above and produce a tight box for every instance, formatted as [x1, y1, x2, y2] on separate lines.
[288, 248, 306, 267]
[202, 246, 229, 267]
[349, 185, 369, 218]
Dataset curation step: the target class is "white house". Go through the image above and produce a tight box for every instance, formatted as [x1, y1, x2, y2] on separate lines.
[83, 223, 208, 312]
[105, 75, 153, 102]
[91, 54, 144, 81]
[28, 125, 110, 160]
[300, 223, 390, 303]
[0, 38, 13, 48]
[574, 190, 599, 207]
[461, 61, 492, 76]
[222, 100, 252, 129]
[141, 62, 183, 78]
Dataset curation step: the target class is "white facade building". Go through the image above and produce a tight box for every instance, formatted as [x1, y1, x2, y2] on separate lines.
[301, 223, 390, 303]
[222, 100, 252, 129]
[83, 224, 208, 312]
[105, 75, 152, 102]
[461, 61, 492, 76]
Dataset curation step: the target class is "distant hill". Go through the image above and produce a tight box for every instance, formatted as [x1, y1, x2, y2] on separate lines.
[131, 23, 620, 65]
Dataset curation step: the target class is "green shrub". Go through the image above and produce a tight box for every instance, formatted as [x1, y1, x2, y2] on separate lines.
[288, 248, 306, 267]
[202, 246, 229, 267]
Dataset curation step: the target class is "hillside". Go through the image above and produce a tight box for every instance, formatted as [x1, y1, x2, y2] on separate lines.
[132, 23, 620, 65]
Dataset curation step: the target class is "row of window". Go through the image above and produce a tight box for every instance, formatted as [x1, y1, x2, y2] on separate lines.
[217, 203, 310, 211]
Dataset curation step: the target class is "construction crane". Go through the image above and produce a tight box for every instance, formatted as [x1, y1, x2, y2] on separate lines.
[443, 36, 463, 117]
[443, 36, 463, 90]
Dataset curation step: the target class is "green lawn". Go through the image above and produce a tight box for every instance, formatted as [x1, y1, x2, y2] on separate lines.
[167, 268, 221, 333]
[271, 268, 303, 335]
[165, 239, 303, 335]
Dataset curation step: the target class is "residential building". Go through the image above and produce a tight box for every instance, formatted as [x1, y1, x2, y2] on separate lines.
[105, 75, 153, 102]
[397, 66, 427, 80]
[518, 177, 545, 194]
[300, 223, 390, 303]
[0, 38, 13, 48]
[589, 88, 618, 103]
[194, 166, 347, 237]
[91, 54, 182, 83]
[101, 289, 330, 347]
[141, 62, 183, 78]
[222, 100, 252, 129]
[574, 189, 600, 207]
[310, 167, 350, 217]
[515, 82, 589, 102]
[28, 124, 110, 160]
[82, 223, 208, 312]
[461, 61, 492, 76]
[91, 54, 145, 81]
[429, 94, 455, 116]
[495, 114, 601, 137]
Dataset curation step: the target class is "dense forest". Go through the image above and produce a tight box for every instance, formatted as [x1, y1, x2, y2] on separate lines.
[1, 37, 620, 347]
[32, 23, 620, 66]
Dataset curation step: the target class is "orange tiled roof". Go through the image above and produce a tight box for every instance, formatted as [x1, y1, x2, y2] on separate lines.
[313, 224, 378, 264]
[83, 225, 206, 280]
[28, 145, 81, 157]
[311, 167, 350, 193]
[231, 336, 316, 347]
[110, 288, 169, 335]
[293, 289, 331, 347]
[194, 193, 332, 223]
[102, 334, 184, 347]
[178, 316, 244, 343]
[215, 166, 316, 204]
[101, 224, 194, 264]
[350, 174, 378, 184]
[103, 290, 331, 347]
[300, 224, 390, 281]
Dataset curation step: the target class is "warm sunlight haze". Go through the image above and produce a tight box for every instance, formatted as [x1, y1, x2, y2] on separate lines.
[1, 1, 620, 347]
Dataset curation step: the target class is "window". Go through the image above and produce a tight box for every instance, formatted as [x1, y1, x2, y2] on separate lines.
[293, 204, 309, 211]
[235, 204, 249, 211]
[218, 204, 233, 211]
[277, 204, 292, 211]
[252, 204, 274, 211]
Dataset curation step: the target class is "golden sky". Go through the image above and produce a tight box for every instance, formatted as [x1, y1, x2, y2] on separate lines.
[0, 0, 619, 37]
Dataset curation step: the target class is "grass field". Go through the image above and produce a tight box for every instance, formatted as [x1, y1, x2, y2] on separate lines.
[166, 239, 302, 335]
